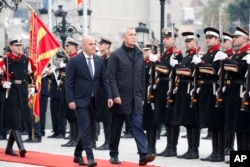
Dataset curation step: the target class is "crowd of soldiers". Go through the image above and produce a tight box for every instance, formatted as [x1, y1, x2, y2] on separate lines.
[0, 24, 250, 166]
[142, 25, 250, 165]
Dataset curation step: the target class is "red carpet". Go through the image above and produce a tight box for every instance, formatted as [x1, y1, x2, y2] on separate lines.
[0, 149, 159, 167]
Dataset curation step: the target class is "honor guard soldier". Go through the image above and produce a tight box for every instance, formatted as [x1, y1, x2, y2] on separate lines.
[95, 36, 112, 150]
[221, 31, 236, 156]
[191, 27, 225, 162]
[155, 26, 183, 157]
[220, 27, 250, 164]
[170, 31, 201, 159]
[60, 37, 80, 147]
[142, 40, 159, 154]
[1, 36, 35, 157]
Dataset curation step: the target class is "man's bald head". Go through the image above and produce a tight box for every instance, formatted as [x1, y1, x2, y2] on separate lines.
[82, 36, 96, 56]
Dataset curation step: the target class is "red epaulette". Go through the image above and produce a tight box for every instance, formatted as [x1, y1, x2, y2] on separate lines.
[207, 45, 220, 53]
[236, 44, 250, 54]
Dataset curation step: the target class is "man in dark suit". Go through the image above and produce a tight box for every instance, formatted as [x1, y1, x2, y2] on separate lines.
[65, 36, 113, 167]
[107, 27, 155, 166]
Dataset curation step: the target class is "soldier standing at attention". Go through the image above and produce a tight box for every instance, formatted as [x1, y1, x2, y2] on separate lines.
[156, 27, 183, 157]
[60, 37, 80, 147]
[192, 27, 225, 162]
[171, 31, 201, 159]
[95, 36, 112, 150]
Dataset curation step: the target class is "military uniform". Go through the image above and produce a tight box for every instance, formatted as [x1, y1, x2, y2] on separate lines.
[1, 37, 34, 157]
[195, 27, 225, 162]
[223, 27, 250, 151]
[59, 38, 79, 147]
[155, 27, 183, 157]
[172, 32, 200, 159]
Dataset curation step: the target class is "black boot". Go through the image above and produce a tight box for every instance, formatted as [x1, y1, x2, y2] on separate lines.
[96, 122, 110, 150]
[224, 132, 235, 155]
[12, 130, 26, 157]
[177, 127, 192, 159]
[163, 125, 179, 157]
[156, 125, 171, 156]
[146, 129, 157, 154]
[201, 129, 217, 161]
[211, 130, 224, 162]
[61, 122, 74, 147]
[186, 127, 200, 159]
[236, 132, 243, 151]
[5, 130, 18, 156]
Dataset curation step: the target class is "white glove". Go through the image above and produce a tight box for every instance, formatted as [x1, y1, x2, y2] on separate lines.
[59, 61, 66, 68]
[222, 86, 226, 93]
[191, 55, 202, 65]
[2, 81, 12, 89]
[149, 54, 158, 63]
[29, 87, 35, 96]
[214, 51, 227, 61]
[196, 87, 200, 94]
[153, 84, 157, 90]
[246, 55, 250, 64]
[173, 87, 178, 94]
[170, 58, 178, 67]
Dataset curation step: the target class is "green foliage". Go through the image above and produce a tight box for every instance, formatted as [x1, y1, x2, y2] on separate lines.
[227, 0, 250, 30]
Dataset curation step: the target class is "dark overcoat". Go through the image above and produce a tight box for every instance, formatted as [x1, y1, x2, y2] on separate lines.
[2, 54, 30, 130]
[107, 43, 145, 115]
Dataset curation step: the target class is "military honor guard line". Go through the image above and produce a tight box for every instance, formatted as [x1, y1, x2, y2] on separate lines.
[1, 21, 250, 167]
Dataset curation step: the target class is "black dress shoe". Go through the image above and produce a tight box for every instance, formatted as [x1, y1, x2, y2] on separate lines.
[47, 133, 58, 138]
[156, 147, 169, 156]
[139, 154, 155, 166]
[163, 149, 177, 157]
[55, 134, 65, 139]
[185, 151, 199, 159]
[210, 153, 225, 162]
[73, 156, 87, 166]
[110, 157, 121, 164]
[88, 159, 97, 167]
[95, 143, 109, 150]
[200, 154, 212, 161]
[23, 138, 32, 142]
[177, 151, 188, 158]
[19, 149, 27, 157]
[5, 149, 18, 156]
[121, 133, 133, 138]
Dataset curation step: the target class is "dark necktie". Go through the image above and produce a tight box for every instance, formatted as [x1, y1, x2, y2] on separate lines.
[87, 58, 93, 78]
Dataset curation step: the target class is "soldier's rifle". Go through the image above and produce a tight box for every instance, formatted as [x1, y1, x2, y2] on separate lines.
[240, 61, 250, 112]
[215, 8, 225, 108]
[147, 41, 156, 104]
[190, 30, 199, 108]
[166, 23, 176, 108]
[4, 29, 10, 99]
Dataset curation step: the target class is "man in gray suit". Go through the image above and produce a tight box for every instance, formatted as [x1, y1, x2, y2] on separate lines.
[65, 36, 113, 167]
[107, 28, 155, 166]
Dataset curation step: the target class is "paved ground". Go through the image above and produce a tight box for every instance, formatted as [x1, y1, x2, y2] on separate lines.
[0, 128, 230, 167]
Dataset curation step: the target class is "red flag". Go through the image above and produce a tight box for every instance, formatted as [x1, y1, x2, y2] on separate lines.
[29, 12, 60, 122]
[76, 0, 83, 6]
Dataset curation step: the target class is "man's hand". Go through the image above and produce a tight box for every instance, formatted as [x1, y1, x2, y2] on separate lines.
[107, 99, 113, 108]
[113, 97, 122, 104]
[68, 102, 76, 110]
[149, 54, 158, 62]
[191, 55, 202, 65]
[2, 81, 12, 89]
